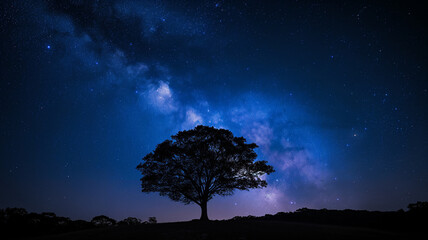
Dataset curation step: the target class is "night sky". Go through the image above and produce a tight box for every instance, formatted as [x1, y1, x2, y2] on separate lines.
[1, 0, 427, 222]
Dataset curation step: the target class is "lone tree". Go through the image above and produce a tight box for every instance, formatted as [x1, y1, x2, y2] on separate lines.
[136, 125, 274, 221]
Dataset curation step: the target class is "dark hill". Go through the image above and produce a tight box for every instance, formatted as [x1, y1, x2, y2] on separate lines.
[1, 202, 427, 239]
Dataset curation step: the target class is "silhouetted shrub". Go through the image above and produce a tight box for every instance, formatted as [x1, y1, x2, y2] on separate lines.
[408, 201, 428, 213]
[91, 215, 117, 227]
[118, 217, 142, 226]
[147, 217, 157, 224]
[72, 219, 93, 229]
[296, 207, 309, 213]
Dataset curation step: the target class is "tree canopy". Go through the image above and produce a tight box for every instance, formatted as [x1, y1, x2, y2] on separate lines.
[91, 215, 116, 227]
[118, 217, 142, 226]
[136, 125, 274, 221]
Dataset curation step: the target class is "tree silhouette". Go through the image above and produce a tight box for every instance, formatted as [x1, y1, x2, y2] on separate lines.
[91, 215, 116, 227]
[147, 217, 157, 224]
[408, 201, 428, 214]
[118, 217, 142, 226]
[136, 125, 274, 221]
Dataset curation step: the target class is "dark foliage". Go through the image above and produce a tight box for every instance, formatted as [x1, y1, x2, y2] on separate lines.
[1, 202, 427, 239]
[147, 217, 157, 224]
[137, 125, 274, 221]
[407, 201, 428, 213]
[0, 208, 93, 239]
[0, 208, 152, 239]
[118, 217, 143, 226]
[91, 215, 117, 227]
[229, 203, 428, 232]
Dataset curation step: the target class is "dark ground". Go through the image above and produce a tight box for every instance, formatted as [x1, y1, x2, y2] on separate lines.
[2, 204, 427, 240]
[30, 220, 418, 240]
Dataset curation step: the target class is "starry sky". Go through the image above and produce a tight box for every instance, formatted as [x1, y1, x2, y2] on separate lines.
[1, 0, 427, 222]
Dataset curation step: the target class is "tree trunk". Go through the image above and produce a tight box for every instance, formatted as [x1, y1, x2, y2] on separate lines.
[200, 201, 209, 221]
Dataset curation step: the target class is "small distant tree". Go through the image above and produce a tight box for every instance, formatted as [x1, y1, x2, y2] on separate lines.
[137, 125, 274, 221]
[147, 217, 157, 224]
[91, 215, 116, 227]
[40, 212, 59, 225]
[55, 216, 72, 225]
[3, 208, 28, 224]
[4, 208, 27, 217]
[408, 201, 428, 213]
[118, 217, 142, 226]
[41, 212, 56, 219]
